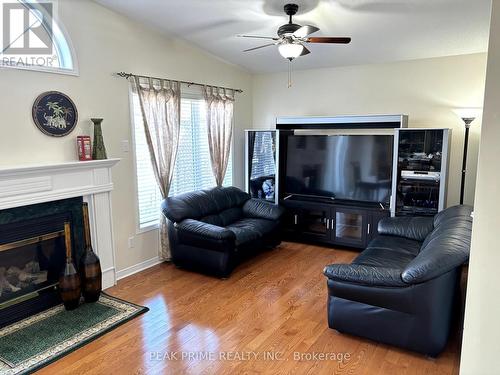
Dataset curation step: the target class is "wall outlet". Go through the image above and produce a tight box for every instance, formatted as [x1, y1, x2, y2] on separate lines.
[121, 140, 130, 153]
[128, 236, 135, 248]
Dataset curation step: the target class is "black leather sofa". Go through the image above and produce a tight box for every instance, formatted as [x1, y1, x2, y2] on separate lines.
[323, 205, 473, 356]
[161, 186, 284, 277]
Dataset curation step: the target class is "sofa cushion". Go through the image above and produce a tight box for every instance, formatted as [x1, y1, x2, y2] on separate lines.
[199, 207, 243, 227]
[242, 199, 285, 221]
[369, 235, 421, 256]
[377, 216, 434, 242]
[353, 247, 414, 270]
[175, 219, 236, 252]
[162, 186, 250, 223]
[199, 214, 223, 226]
[219, 207, 244, 226]
[227, 218, 278, 246]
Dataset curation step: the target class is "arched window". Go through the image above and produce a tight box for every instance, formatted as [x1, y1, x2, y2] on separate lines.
[0, 0, 78, 75]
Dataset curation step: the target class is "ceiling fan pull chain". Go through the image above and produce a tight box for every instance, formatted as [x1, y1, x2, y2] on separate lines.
[288, 59, 292, 88]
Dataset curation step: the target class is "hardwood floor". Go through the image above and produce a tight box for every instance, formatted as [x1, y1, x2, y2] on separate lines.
[37, 242, 461, 374]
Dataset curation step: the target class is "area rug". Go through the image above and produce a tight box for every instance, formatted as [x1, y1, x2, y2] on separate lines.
[0, 293, 148, 375]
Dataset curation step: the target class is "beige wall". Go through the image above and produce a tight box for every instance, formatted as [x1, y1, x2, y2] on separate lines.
[252, 54, 487, 206]
[0, 1, 489, 282]
[0, 0, 252, 272]
[460, 1, 500, 373]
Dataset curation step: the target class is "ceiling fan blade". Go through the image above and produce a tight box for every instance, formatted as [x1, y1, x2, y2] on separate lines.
[237, 34, 279, 40]
[293, 25, 320, 38]
[300, 45, 311, 56]
[306, 37, 351, 44]
[243, 43, 275, 52]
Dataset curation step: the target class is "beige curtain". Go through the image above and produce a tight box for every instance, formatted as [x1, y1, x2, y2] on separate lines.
[132, 76, 181, 261]
[204, 86, 235, 186]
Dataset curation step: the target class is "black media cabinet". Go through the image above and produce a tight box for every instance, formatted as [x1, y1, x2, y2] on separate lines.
[274, 115, 408, 249]
[281, 197, 389, 250]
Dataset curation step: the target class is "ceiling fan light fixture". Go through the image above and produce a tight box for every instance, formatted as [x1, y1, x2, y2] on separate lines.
[278, 43, 304, 60]
[238, 3, 352, 87]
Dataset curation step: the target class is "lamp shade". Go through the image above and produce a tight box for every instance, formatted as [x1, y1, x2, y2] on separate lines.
[278, 43, 304, 59]
[453, 108, 482, 121]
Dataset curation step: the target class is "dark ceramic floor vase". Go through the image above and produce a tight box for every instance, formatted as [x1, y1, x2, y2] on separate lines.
[80, 202, 102, 303]
[59, 222, 81, 310]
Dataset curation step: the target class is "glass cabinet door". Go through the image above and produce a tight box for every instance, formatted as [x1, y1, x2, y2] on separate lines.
[246, 131, 276, 202]
[300, 208, 331, 241]
[333, 209, 366, 246]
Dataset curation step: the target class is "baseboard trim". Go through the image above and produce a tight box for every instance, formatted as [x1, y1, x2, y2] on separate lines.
[102, 267, 116, 289]
[116, 256, 162, 281]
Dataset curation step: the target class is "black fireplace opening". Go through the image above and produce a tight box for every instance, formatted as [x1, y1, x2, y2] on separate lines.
[0, 197, 84, 328]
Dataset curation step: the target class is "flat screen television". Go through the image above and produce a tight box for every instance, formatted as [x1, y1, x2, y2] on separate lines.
[284, 134, 394, 204]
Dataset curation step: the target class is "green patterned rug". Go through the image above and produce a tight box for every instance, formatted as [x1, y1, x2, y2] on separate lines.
[0, 293, 148, 375]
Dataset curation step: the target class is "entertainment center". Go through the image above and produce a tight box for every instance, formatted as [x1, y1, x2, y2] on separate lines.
[245, 115, 450, 249]
[281, 197, 389, 249]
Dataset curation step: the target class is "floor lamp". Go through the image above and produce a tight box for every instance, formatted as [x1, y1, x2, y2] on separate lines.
[454, 108, 482, 205]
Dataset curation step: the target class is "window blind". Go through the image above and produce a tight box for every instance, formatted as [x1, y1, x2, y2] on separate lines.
[131, 90, 232, 229]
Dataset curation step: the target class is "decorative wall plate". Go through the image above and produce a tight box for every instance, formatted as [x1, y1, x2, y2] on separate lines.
[32, 91, 78, 137]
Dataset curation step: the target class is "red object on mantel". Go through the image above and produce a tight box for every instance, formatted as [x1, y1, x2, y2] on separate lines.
[77, 136, 92, 161]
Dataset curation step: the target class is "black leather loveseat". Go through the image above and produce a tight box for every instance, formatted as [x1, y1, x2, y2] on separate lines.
[161, 186, 284, 277]
[323, 205, 472, 356]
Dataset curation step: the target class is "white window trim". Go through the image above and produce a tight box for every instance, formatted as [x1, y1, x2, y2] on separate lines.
[129, 85, 236, 234]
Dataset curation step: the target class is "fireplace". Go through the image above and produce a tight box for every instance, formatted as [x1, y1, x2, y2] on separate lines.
[0, 159, 119, 321]
[0, 197, 84, 328]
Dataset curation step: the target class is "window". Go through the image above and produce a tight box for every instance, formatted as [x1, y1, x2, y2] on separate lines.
[0, 0, 77, 74]
[131, 88, 233, 230]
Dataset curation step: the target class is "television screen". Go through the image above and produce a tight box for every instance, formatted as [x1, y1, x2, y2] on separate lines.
[285, 135, 394, 203]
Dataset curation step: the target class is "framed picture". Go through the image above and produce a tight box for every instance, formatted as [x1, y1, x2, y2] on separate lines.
[32, 91, 78, 137]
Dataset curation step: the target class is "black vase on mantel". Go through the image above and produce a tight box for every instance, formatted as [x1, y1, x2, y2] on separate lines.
[91, 118, 107, 160]
[59, 222, 81, 310]
[80, 202, 102, 302]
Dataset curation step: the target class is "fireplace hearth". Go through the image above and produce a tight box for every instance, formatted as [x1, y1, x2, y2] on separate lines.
[0, 197, 84, 328]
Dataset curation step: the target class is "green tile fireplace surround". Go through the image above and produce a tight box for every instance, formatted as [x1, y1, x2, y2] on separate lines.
[0, 197, 86, 327]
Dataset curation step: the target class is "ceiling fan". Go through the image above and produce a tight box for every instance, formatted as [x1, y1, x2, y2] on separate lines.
[237, 3, 351, 61]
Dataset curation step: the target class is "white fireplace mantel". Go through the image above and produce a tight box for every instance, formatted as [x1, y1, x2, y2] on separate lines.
[0, 158, 120, 289]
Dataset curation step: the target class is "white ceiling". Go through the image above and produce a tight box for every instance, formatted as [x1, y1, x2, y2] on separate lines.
[96, 0, 492, 73]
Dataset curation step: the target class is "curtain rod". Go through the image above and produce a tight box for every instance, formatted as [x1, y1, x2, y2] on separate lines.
[115, 72, 243, 93]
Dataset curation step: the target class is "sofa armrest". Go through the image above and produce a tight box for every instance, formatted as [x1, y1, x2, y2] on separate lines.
[242, 199, 285, 221]
[377, 216, 434, 242]
[323, 264, 407, 287]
